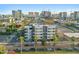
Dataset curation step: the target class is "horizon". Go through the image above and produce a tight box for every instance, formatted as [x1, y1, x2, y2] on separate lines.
[0, 4, 79, 14]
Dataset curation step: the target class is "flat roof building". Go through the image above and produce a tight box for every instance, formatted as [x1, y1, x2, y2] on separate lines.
[64, 33, 79, 41]
[64, 33, 79, 38]
[24, 24, 57, 41]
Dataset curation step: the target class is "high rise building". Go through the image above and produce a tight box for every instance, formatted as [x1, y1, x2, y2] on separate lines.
[70, 13, 74, 20]
[28, 12, 39, 17]
[12, 10, 22, 20]
[12, 10, 16, 19]
[40, 11, 51, 18]
[59, 12, 67, 20]
[74, 11, 79, 20]
[52, 14, 59, 19]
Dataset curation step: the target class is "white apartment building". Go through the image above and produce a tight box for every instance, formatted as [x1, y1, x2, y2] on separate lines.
[34, 24, 56, 40]
[46, 25, 56, 40]
[24, 25, 33, 41]
[24, 24, 56, 41]
[33, 24, 43, 40]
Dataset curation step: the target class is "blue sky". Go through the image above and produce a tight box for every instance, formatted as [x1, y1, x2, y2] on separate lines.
[0, 4, 79, 14]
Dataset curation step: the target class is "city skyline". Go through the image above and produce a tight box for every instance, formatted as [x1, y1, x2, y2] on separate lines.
[0, 4, 79, 14]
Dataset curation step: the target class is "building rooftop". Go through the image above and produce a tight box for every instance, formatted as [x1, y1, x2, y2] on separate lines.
[64, 33, 79, 38]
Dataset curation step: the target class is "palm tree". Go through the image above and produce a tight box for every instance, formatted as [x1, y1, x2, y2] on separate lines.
[41, 38, 46, 51]
[41, 31, 47, 51]
[52, 34, 59, 53]
[71, 36, 75, 49]
[33, 35, 38, 52]
[19, 36, 25, 54]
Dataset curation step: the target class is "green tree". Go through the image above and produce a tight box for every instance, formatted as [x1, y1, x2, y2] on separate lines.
[7, 18, 17, 34]
[7, 24, 16, 34]
[0, 44, 6, 54]
[41, 31, 47, 51]
[33, 35, 38, 51]
[41, 39, 46, 47]
[41, 36, 46, 51]
[70, 36, 75, 49]
[19, 36, 25, 54]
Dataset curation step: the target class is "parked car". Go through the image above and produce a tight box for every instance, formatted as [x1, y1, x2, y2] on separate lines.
[14, 48, 20, 52]
[73, 47, 79, 51]
[29, 48, 35, 51]
[37, 48, 48, 51]
[47, 48, 54, 51]
[55, 48, 63, 50]
[62, 48, 73, 51]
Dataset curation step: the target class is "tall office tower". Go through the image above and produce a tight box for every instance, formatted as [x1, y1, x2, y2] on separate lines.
[28, 12, 39, 17]
[52, 14, 59, 19]
[18, 10, 22, 19]
[70, 13, 74, 20]
[34, 12, 39, 16]
[28, 12, 39, 20]
[59, 12, 67, 20]
[74, 11, 79, 20]
[40, 11, 51, 18]
[28, 12, 33, 17]
[12, 10, 16, 19]
[12, 10, 22, 20]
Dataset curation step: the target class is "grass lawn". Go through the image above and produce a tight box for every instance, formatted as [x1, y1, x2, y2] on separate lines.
[16, 51, 79, 54]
